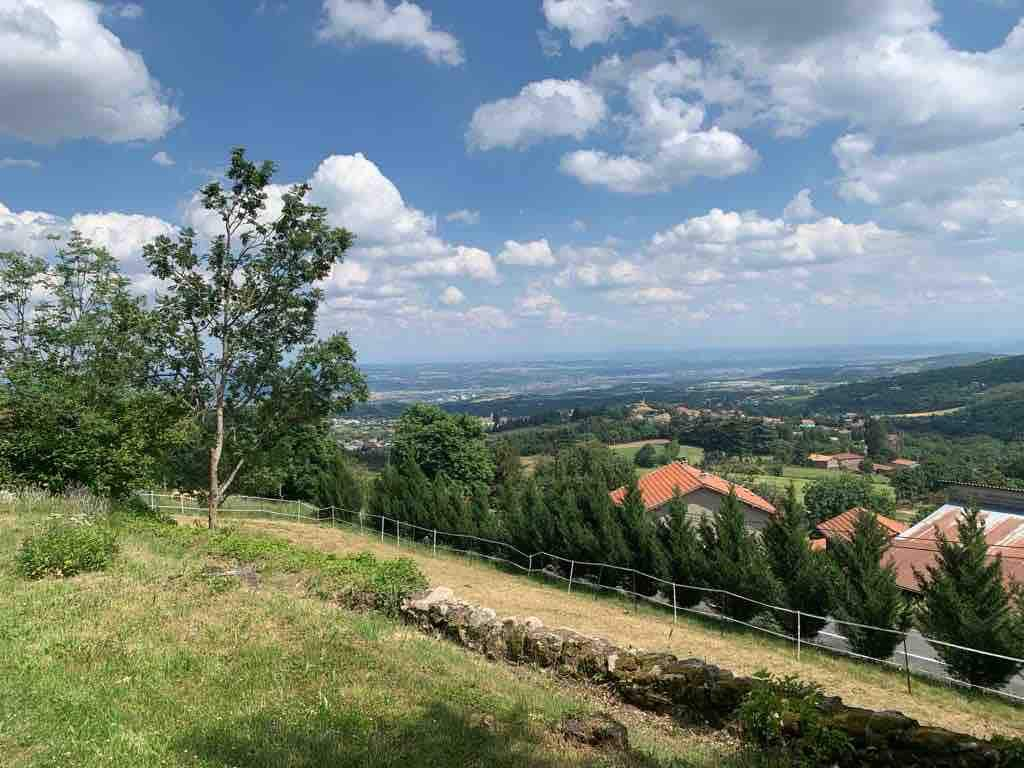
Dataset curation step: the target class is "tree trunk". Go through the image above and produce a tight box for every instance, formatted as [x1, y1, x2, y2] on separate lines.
[208, 404, 224, 529]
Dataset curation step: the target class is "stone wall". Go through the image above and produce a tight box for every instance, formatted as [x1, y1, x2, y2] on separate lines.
[401, 587, 1021, 768]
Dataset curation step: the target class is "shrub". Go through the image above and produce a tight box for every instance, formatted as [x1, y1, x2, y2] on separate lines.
[737, 672, 852, 768]
[16, 514, 118, 579]
[310, 552, 427, 616]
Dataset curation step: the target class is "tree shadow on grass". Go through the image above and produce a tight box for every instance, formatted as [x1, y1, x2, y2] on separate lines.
[175, 700, 570, 768]
[172, 700, 718, 768]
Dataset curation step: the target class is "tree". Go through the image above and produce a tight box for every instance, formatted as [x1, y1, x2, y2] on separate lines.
[0, 235, 186, 496]
[0, 249, 46, 366]
[144, 149, 367, 528]
[699, 488, 778, 622]
[829, 509, 910, 659]
[865, 417, 890, 460]
[392, 403, 494, 494]
[618, 479, 669, 586]
[635, 443, 658, 468]
[492, 440, 522, 491]
[762, 484, 834, 638]
[803, 473, 893, 525]
[915, 506, 1024, 688]
[662, 490, 705, 608]
[661, 440, 681, 465]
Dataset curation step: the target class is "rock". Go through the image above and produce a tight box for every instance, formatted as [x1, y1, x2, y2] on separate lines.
[404, 586, 454, 611]
[560, 713, 629, 751]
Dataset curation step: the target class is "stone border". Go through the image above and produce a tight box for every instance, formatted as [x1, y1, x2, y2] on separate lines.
[402, 587, 1020, 768]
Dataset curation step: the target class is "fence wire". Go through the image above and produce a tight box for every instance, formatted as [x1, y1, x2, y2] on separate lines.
[140, 490, 1024, 704]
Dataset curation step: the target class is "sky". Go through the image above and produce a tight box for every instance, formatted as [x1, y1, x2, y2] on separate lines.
[1, 0, 1023, 363]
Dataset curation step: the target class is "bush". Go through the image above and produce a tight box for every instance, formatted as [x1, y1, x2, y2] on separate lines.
[310, 552, 427, 616]
[737, 672, 852, 768]
[16, 514, 118, 579]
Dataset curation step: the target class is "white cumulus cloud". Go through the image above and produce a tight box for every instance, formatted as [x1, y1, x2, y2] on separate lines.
[439, 285, 465, 305]
[0, 0, 181, 143]
[318, 0, 463, 66]
[497, 239, 555, 267]
[468, 79, 606, 150]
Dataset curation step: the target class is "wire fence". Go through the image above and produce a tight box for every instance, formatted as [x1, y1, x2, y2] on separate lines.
[140, 490, 1024, 705]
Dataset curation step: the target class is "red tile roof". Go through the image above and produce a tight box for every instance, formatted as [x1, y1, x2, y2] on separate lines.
[883, 504, 1024, 592]
[609, 462, 776, 516]
[832, 452, 865, 462]
[891, 459, 919, 467]
[808, 453, 834, 463]
[816, 507, 908, 542]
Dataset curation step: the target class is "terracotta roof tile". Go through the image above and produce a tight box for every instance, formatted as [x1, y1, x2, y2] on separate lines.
[816, 507, 908, 542]
[610, 462, 776, 516]
[883, 504, 1024, 592]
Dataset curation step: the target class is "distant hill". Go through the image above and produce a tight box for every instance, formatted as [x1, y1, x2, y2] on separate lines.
[806, 354, 1024, 416]
[757, 353, 998, 385]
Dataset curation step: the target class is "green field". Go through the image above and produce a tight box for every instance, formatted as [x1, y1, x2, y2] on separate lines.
[0, 495, 742, 768]
[732, 471, 896, 504]
[608, 440, 704, 466]
[779, 465, 891, 484]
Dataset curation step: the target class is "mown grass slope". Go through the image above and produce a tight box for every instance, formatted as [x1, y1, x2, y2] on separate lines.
[0, 500, 743, 768]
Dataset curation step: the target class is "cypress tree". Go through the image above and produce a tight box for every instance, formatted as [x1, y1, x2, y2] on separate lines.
[662, 490, 705, 608]
[619, 479, 670, 591]
[582, 478, 631, 567]
[762, 483, 834, 638]
[915, 505, 1024, 688]
[521, 477, 552, 554]
[699, 487, 778, 622]
[829, 509, 911, 659]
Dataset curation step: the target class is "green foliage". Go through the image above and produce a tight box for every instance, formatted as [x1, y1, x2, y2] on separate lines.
[392, 404, 494, 494]
[699, 489, 778, 621]
[915, 506, 1024, 688]
[619, 479, 670, 583]
[829, 510, 911, 659]
[737, 672, 852, 768]
[803, 473, 893, 525]
[310, 552, 428, 616]
[535, 440, 635, 492]
[16, 514, 118, 579]
[0, 234, 190, 496]
[635, 443, 659, 468]
[762, 485, 834, 638]
[661, 491, 705, 607]
[145, 148, 367, 525]
[661, 440, 681, 464]
[864, 417, 890, 460]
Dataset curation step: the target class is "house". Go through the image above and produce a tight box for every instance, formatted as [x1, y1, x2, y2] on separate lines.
[891, 458, 919, 470]
[883, 502, 1024, 592]
[674, 405, 702, 418]
[813, 507, 907, 550]
[832, 452, 865, 470]
[629, 400, 657, 421]
[872, 462, 897, 475]
[652, 412, 672, 425]
[799, 418, 817, 429]
[808, 453, 837, 469]
[609, 461, 776, 531]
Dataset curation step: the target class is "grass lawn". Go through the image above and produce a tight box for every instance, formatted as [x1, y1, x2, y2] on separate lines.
[0, 497, 743, 768]
[779, 466, 891, 485]
[608, 441, 704, 466]
[732, 474, 896, 505]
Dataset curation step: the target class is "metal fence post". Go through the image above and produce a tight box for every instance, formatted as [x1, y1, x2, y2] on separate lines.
[568, 560, 575, 593]
[397, 520, 401, 549]
[179, 495, 184, 516]
[903, 636, 912, 695]
[528, 554, 533, 574]
[149, 490, 155, 512]
[432, 529, 437, 557]
[331, 506, 335, 528]
[796, 611, 802, 661]
[381, 516, 385, 543]
[672, 584, 678, 625]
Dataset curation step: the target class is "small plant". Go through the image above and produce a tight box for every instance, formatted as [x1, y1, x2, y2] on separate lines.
[737, 671, 852, 768]
[16, 513, 118, 579]
[310, 552, 428, 616]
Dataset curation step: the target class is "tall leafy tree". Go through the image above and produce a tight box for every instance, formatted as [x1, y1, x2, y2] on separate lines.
[0, 249, 46, 366]
[699, 488, 778, 622]
[144, 148, 367, 528]
[829, 509, 911, 659]
[392, 403, 494, 494]
[915, 506, 1024, 687]
[762, 484, 834, 638]
[661, 490, 705, 608]
[803, 473, 893, 525]
[865, 417, 890, 460]
[635, 443, 658, 468]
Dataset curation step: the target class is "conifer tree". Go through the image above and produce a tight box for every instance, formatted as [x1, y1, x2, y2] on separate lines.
[830, 509, 910, 659]
[762, 483, 834, 638]
[699, 487, 778, 622]
[582, 478, 631, 566]
[916, 506, 1024, 687]
[521, 477, 552, 554]
[396, 455, 432, 530]
[619, 479, 670, 589]
[662, 490, 705, 608]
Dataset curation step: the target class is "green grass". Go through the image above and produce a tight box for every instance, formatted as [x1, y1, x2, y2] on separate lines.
[779, 466, 891, 485]
[732, 473, 896, 505]
[0, 497, 746, 768]
[608, 442, 704, 466]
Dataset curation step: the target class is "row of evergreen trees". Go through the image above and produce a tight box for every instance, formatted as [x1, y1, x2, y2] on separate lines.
[365, 443, 1024, 689]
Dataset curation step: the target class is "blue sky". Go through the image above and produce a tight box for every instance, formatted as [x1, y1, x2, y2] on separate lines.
[2, 0, 1024, 363]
